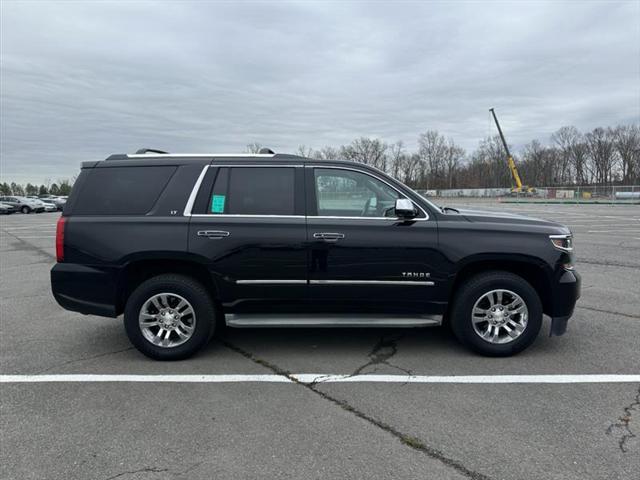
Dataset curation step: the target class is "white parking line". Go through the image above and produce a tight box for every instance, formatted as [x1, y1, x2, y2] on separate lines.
[7, 235, 56, 238]
[0, 225, 58, 230]
[1, 374, 639, 384]
[588, 230, 640, 233]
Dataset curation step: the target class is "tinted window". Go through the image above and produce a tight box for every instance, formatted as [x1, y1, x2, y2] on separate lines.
[314, 168, 400, 217]
[209, 167, 295, 215]
[73, 166, 176, 215]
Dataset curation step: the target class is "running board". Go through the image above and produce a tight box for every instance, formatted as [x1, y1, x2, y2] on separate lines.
[224, 313, 442, 328]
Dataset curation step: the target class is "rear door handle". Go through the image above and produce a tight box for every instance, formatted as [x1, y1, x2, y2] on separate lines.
[313, 232, 345, 242]
[197, 230, 230, 239]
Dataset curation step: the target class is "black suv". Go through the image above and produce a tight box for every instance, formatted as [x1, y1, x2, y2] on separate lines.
[51, 151, 580, 360]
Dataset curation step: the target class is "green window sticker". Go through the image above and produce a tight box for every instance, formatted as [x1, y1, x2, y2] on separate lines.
[211, 195, 226, 213]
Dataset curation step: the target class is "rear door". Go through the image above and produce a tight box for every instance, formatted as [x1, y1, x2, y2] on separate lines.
[305, 165, 440, 314]
[188, 162, 308, 314]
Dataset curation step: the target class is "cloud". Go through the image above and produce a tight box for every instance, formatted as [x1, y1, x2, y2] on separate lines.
[1, 0, 639, 183]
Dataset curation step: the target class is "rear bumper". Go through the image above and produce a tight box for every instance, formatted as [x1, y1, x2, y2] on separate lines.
[549, 269, 581, 336]
[51, 263, 118, 317]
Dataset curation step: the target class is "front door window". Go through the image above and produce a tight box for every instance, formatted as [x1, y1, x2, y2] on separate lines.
[313, 168, 401, 218]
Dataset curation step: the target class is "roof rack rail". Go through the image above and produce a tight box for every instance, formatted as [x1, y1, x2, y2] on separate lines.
[258, 147, 275, 154]
[135, 148, 168, 154]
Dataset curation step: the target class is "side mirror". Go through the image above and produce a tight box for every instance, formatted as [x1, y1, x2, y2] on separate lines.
[394, 198, 417, 219]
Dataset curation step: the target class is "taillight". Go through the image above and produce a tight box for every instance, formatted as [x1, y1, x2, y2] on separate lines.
[56, 216, 66, 262]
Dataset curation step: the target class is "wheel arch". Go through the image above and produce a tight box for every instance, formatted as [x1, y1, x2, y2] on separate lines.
[448, 255, 553, 316]
[116, 254, 217, 316]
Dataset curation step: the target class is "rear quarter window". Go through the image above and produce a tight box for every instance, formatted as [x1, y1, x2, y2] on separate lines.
[72, 166, 176, 215]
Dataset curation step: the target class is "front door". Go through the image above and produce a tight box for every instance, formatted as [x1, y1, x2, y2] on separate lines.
[188, 163, 308, 314]
[305, 166, 441, 315]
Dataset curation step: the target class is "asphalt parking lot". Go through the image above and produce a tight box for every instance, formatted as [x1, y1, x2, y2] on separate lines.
[1, 202, 639, 480]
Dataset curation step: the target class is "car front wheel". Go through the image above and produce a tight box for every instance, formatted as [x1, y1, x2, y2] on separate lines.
[20, 206, 30, 214]
[450, 271, 543, 357]
[124, 274, 216, 360]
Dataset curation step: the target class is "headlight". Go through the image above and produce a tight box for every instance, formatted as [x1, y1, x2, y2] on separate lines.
[549, 234, 573, 252]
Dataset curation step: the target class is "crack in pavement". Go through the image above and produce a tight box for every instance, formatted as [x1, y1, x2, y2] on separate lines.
[0, 293, 51, 301]
[576, 305, 640, 320]
[103, 467, 170, 480]
[578, 258, 640, 269]
[102, 461, 204, 480]
[305, 373, 340, 387]
[349, 334, 413, 378]
[2, 230, 55, 260]
[606, 385, 640, 453]
[220, 339, 492, 480]
[37, 347, 135, 374]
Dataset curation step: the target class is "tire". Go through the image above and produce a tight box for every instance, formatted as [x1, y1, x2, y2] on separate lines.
[450, 271, 542, 357]
[20, 206, 30, 214]
[124, 274, 216, 360]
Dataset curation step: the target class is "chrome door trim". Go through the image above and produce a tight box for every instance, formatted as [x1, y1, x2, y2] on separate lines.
[183, 165, 209, 216]
[190, 214, 306, 219]
[309, 280, 434, 286]
[184, 163, 433, 221]
[234, 279, 435, 286]
[235, 279, 307, 285]
[311, 215, 424, 221]
[205, 164, 304, 168]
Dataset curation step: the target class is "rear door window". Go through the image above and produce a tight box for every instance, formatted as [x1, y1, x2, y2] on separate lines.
[207, 167, 296, 216]
[73, 166, 176, 215]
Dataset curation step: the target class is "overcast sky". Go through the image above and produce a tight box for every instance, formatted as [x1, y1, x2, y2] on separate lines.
[1, 0, 639, 184]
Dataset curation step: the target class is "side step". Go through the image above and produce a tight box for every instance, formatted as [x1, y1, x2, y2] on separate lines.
[224, 313, 442, 328]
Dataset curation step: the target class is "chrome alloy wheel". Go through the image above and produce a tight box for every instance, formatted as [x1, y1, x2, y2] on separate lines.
[138, 293, 196, 348]
[471, 289, 528, 344]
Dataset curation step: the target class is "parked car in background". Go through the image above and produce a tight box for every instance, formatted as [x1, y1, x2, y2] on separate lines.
[0, 196, 45, 214]
[41, 201, 58, 212]
[52, 196, 67, 211]
[38, 195, 67, 210]
[0, 202, 17, 214]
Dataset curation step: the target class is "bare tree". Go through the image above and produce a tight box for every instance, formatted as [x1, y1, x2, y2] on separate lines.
[387, 141, 406, 180]
[552, 126, 577, 184]
[402, 153, 422, 187]
[296, 145, 315, 158]
[521, 140, 558, 186]
[340, 137, 388, 171]
[443, 140, 465, 189]
[417, 131, 448, 188]
[467, 135, 512, 188]
[612, 125, 640, 184]
[585, 127, 618, 184]
[315, 146, 340, 160]
[245, 142, 263, 154]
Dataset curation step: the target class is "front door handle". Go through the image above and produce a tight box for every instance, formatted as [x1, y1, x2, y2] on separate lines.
[313, 232, 345, 242]
[197, 230, 230, 239]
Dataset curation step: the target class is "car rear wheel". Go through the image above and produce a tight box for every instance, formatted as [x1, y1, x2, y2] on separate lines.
[124, 274, 216, 360]
[20, 206, 30, 214]
[450, 271, 542, 357]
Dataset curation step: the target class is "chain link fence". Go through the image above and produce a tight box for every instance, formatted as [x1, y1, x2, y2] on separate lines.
[416, 185, 640, 203]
